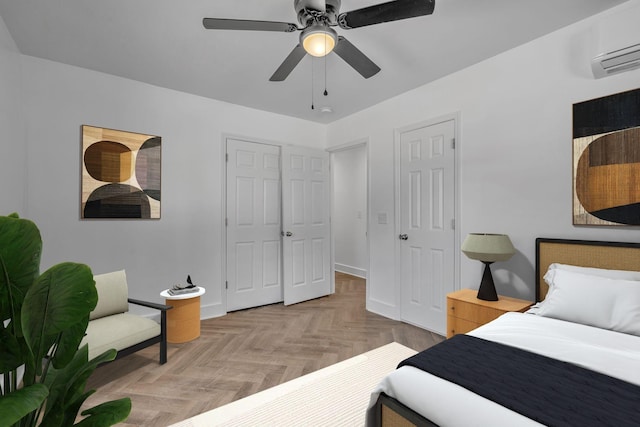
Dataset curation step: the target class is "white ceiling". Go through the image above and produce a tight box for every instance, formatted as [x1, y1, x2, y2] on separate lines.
[0, 0, 627, 124]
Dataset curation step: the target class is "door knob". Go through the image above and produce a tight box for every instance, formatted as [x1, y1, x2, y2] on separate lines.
[285, 231, 293, 237]
[399, 234, 408, 240]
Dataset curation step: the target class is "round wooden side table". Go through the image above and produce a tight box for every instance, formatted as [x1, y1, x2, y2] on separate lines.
[160, 287, 206, 343]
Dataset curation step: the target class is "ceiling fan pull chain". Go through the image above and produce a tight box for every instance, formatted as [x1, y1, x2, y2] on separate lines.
[311, 56, 315, 110]
[324, 38, 328, 96]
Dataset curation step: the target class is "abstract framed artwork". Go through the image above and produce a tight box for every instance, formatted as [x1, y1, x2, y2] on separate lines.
[81, 125, 161, 219]
[573, 88, 640, 226]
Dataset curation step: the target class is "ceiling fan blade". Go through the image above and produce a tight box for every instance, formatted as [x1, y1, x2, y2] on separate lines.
[203, 18, 298, 32]
[269, 44, 307, 81]
[333, 36, 381, 79]
[338, 0, 435, 29]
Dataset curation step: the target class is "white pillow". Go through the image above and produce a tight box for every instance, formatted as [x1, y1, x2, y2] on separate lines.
[529, 264, 640, 314]
[534, 268, 640, 336]
[545, 263, 640, 282]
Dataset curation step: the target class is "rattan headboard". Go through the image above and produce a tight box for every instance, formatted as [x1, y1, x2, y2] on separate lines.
[536, 238, 640, 302]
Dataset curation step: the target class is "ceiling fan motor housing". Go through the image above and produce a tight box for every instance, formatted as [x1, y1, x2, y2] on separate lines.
[295, 0, 341, 26]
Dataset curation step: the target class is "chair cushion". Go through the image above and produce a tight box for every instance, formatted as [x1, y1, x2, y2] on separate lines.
[90, 270, 129, 320]
[81, 313, 161, 360]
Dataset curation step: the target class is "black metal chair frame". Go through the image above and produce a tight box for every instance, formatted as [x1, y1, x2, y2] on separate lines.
[108, 298, 173, 365]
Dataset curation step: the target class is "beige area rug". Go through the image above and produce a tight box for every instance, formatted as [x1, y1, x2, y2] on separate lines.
[170, 342, 417, 427]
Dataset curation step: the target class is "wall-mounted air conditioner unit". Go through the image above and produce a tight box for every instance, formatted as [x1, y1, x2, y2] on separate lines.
[591, 43, 640, 79]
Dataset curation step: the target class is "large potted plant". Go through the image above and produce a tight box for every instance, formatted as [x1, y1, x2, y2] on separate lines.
[0, 213, 131, 426]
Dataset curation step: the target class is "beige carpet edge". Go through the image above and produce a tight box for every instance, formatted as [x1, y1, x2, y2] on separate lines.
[170, 342, 416, 427]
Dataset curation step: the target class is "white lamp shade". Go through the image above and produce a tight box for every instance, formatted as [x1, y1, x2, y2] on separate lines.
[461, 233, 515, 262]
[301, 25, 337, 57]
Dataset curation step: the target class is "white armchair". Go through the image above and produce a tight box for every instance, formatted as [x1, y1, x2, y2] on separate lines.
[80, 270, 172, 364]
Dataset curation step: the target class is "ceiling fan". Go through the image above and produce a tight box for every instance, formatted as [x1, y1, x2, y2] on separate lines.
[203, 0, 436, 81]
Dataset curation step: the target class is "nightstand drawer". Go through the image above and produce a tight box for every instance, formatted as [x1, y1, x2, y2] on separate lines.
[447, 298, 505, 324]
[447, 315, 480, 337]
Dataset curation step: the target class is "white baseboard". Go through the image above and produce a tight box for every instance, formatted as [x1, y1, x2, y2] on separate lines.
[334, 263, 367, 279]
[366, 297, 400, 321]
[201, 302, 226, 320]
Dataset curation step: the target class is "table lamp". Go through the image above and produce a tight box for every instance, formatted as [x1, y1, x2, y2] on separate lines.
[461, 233, 515, 301]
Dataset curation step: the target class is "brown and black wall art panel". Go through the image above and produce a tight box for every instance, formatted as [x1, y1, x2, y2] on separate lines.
[81, 125, 161, 219]
[573, 88, 640, 226]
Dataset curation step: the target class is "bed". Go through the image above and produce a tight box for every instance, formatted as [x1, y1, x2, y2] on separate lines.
[366, 238, 640, 426]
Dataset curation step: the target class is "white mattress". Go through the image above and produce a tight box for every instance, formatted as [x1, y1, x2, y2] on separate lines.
[367, 312, 640, 426]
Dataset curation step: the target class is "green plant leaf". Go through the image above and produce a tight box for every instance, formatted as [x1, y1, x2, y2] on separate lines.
[0, 323, 23, 374]
[49, 389, 95, 427]
[21, 262, 96, 375]
[75, 398, 132, 427]
[42, 346, 118, 426]
[0, 214, 41, 332]
[54, 316, 90, 369]
[0, 383, 48, 426]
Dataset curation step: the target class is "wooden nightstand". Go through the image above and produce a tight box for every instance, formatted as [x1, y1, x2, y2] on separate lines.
[446, 288, 532, 338]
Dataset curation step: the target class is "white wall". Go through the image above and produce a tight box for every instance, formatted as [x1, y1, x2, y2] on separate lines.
[332, 145, 367, 278]
[20, 56, 325, 318]
[0, 14, 26, 215]
[327, 1, 640, 320]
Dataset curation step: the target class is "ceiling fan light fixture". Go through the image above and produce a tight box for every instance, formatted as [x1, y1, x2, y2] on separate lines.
[301, 25, 337, 57]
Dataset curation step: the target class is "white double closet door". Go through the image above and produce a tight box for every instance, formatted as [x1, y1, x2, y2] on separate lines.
[226, 138, 331, 311]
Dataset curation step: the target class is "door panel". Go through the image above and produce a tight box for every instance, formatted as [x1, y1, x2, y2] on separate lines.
[227, 139, 282, 311]
[399, 119, 455, 334]
[282, 146, 331, 305]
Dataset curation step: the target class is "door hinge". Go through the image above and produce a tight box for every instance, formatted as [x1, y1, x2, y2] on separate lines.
[225, 281, 228, 290]
[225, 218, 228, 227]
[451, 138, 456, 149]
[226, 153, 229, 162]
[451, 218, 455, 230]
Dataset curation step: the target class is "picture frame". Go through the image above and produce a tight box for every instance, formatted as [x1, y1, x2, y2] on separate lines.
[81, 125, 161, 219]
[572, 88, 640, 226]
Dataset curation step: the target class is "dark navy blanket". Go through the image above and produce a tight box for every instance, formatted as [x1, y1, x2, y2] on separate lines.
[399, 334, 640, 427]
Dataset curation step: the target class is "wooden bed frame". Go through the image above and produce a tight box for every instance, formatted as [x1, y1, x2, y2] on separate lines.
[535, 238, 640, 301]
[370, 237, 640, 427]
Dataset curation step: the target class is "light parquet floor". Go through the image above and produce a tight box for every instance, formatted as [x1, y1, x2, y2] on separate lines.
[82, 273, 444, 426]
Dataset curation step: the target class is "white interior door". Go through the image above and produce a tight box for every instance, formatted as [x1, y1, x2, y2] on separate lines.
[281, 145, 331, 305]
[399, 119, 456, 334]
[226, 138, 282, 311]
